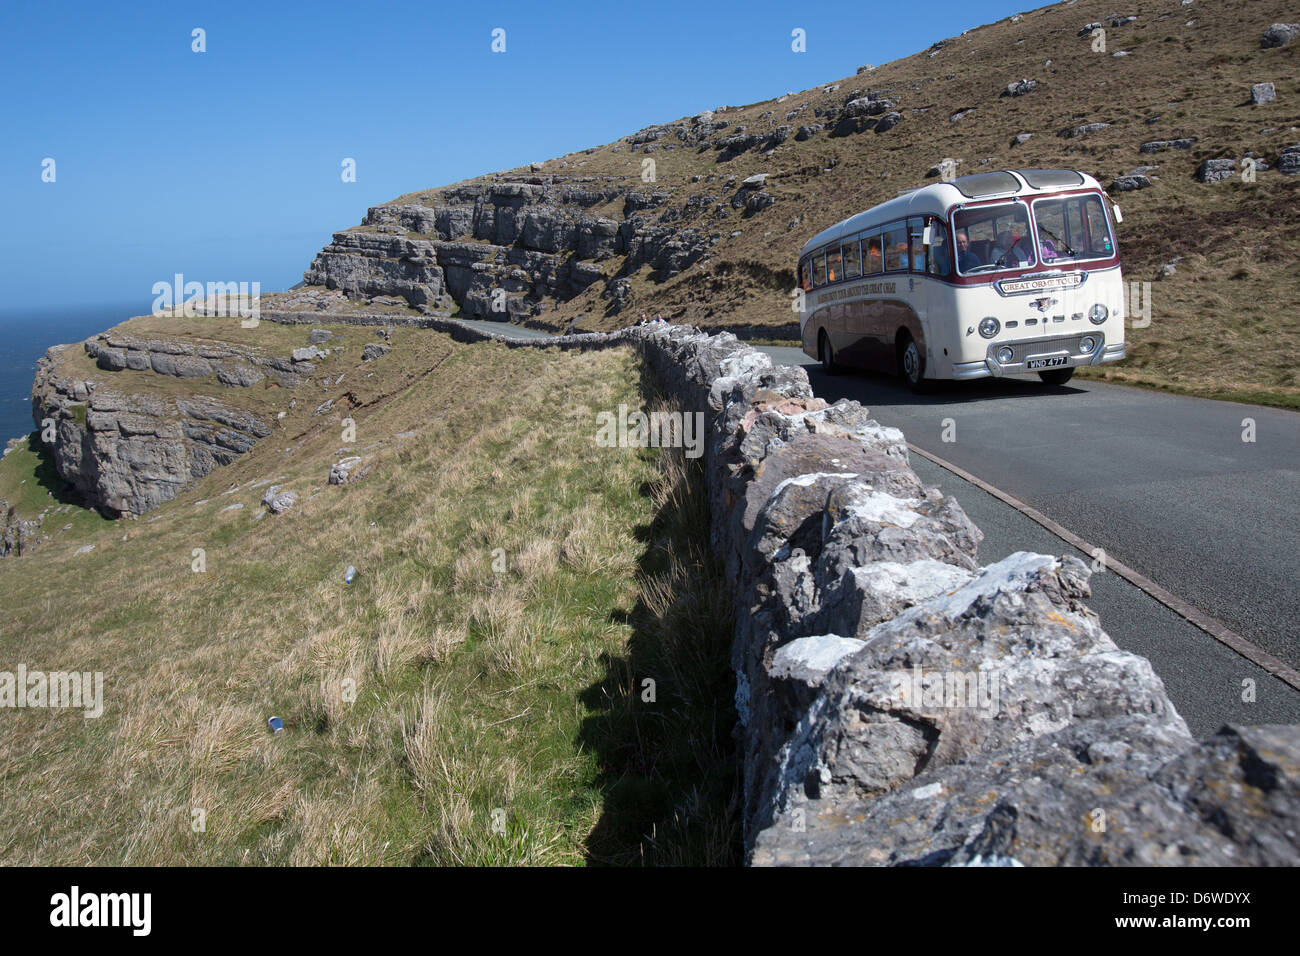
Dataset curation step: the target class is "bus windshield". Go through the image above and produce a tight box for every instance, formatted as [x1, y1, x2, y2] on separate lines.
[1031, 193, 1115, 264]
[952, 202, 1036, 275]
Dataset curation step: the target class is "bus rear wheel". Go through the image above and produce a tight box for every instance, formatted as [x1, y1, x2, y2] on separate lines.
[819, 331, 841, 376]
[897, 332, 929, 393]
[1038, 368, 1076, 386]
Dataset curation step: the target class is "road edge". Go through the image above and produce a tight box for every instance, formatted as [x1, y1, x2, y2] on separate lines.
[907, 441, 1300, 692]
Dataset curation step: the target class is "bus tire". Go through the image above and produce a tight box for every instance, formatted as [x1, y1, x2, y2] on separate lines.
[819, 331, 841, 376]
[1038, 368, 1076, 386]
[897, 332, 929, 393]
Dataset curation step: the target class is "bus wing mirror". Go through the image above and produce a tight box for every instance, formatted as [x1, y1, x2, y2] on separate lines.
[922, 224, 933, 246]
[1112, 204, 1123, 223]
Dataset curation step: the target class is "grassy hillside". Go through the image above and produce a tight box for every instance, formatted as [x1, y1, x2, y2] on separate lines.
[365, 0, 1299, 407]
[0, 322, 737, 864]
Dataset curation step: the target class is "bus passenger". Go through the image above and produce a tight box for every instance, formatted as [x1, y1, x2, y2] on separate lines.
[865, 237, 882, 272]
[996, 230, 1030, 267]
[955, 231, 981, 271]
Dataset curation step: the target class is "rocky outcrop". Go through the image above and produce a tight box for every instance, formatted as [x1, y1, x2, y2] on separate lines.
[304, 180, 634, 317]
[1279, 145, 1300, 176]
[1140, 137, 1198, 153]
[1261, 23, 1299, 48]
[1197, 158, 1237, 183]
[31, 343, 273, 516]
[261, 484, 297, 515]
[300, 171, 781, 318]
[83, 331, 310, 388]
[1, 498, 42, 557]
[304, 232, 455, 309]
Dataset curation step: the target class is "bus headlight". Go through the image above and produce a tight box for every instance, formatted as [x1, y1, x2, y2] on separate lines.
[1088, 303, 1109, 325]
[979, 317, 1000, 338]
[1079, 336, 1097, 353]
[997, 346, 1014, 363]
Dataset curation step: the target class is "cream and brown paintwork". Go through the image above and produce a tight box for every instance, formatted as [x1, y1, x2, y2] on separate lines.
[797, 169, 1128, 383]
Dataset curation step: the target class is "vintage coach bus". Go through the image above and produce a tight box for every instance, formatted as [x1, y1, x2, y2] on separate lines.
[797, 168, 1127, 390]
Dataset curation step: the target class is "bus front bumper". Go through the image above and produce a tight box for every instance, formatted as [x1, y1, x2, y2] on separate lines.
[951, 339, 1126, 379]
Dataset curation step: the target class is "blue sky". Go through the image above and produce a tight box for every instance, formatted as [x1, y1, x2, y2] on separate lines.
[0, 0, 1028, 312]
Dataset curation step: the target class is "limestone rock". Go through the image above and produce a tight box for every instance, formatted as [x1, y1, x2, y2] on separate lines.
[1, 498, 42, 557]
[1110, 174, 1152, 191]
[31, 349, 272, 516]
[1059, 122, 1111, 138]
[84, 333, 305, 388]
[1278, 145, 1300, 175]
[1251, 82, 1276, 104]
[1261, 23, 1299, 48]
[1196, 158, 1236, 183]
[329, 457, 363, 485]
[874, 112, 903, 134]
[261, 485, 298, 514]
[1140, 137, 1197, 153]
[752, 720, 1298, 866]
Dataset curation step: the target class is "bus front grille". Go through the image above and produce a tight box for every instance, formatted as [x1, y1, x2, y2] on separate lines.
[1000, 334, 1095, 363]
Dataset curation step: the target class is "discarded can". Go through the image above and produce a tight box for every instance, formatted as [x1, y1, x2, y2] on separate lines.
[345, 565, 356, 584]
[267, 716, 284, 734]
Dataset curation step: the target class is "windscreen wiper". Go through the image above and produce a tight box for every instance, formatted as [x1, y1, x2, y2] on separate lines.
[1037, 224, 1077, 258]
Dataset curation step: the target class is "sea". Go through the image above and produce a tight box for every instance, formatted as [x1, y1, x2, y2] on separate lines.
[0, 302, 153, 447]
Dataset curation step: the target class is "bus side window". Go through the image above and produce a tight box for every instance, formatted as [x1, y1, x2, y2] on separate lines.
[882, 223, 907, 272]
[812, 252, 826, 287]
[927, 219, 951, 277]
[863, 234, 882, 275]
[799, 261, 811, 291]
[1083, 196, 1113, 256]
[842, 240, 862, 278]
[826, 246, 842, 283]
[907, 217, 925, 272]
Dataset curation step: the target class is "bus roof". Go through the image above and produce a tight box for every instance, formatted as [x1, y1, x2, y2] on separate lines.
[799, 169, 1104, 258]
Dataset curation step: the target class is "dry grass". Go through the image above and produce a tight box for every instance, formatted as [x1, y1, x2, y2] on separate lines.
[0, 323, 739, 865]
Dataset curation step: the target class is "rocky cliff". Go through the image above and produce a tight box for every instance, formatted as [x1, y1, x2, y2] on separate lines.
[303, 179, 721, 323]
[30, 331, 302, 516]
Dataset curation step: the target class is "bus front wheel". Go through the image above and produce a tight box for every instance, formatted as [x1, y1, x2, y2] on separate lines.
[898, 333, 929, 393]
[819, 331, 841, 376]
[1038, 368, 1076, 386]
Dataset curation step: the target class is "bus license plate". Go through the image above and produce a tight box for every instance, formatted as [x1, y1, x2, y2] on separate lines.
[1026, 356, 1069, 370]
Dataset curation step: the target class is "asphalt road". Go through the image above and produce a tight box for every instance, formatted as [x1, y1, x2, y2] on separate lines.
[452, 319, 1300, 733]
[454, 318, 559, 342]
